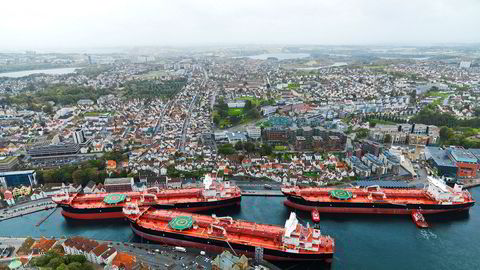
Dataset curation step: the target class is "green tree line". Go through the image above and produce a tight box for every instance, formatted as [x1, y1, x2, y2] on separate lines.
[30, 250, 93, 270]
[36, 151, 130, 185]
[2, 84, 114, 111]
[411, 107, 480, 128]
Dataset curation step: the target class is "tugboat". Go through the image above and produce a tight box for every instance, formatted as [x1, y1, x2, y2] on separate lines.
[311, 209, 320, 223]
[411, 210, 429, 228]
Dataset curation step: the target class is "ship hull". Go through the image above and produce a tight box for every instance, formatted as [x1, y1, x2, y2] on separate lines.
[59, 196, 241, 220]
[284, 195, 474, 215]
[130, 222, 333, 262]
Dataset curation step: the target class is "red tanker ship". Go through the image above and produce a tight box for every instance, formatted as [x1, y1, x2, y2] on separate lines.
[52, 175, 241, 220]
[283, 176, 475, 215]
[123, 205, 335, 261]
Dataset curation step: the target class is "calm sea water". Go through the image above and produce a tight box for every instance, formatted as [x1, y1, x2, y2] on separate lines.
[1, 187, 479, 270]
[0, 67, 79, 78]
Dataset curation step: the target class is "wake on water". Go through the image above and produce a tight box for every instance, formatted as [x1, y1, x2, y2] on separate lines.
[418, 229, 438, 240]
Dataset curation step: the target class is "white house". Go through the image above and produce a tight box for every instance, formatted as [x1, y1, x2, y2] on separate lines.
[83, 181, 97, 194]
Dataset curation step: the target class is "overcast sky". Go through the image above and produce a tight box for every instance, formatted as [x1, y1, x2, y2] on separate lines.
[1, 0, 479, 50]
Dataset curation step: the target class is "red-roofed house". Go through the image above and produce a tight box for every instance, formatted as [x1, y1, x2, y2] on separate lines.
[101, 247, 117, 265]
[31, 237, 57, 255]
[107, 160, 117, 171]
[90, 243, 109, 264]
[110, 252, 136, 270]
[3, 190, 13, 200]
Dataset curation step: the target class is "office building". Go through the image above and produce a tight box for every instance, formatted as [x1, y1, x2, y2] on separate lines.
[74, 128, 86, 144]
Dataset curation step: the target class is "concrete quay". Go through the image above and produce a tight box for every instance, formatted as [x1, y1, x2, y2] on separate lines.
[0, 202, 57, 222]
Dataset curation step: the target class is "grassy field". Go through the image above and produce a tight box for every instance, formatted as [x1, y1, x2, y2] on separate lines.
[234, 96, 263, 106]
[228, 108, 244, 116]
[274, 145, 288, 151]
[303, 172, 320, 177]
[287, 83, 300, 90]
[425, 91, 450, 98]
[425, 91, 450, 106]
[84, 111, 110, 117]
[138, 70, 169, 79]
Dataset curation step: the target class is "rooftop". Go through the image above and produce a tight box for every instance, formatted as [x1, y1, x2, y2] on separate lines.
[0, 156, 17, 163]
[449, 148, 478, 163]
[0, 170, 35, 176]
[468, 148, 480, 160]
[425, 147, 456, 168]
[104, 177, 134, 185]
[112, 252, 136, 270]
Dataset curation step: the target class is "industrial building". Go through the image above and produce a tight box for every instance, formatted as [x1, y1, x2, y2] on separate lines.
[425, 146, 479, 178]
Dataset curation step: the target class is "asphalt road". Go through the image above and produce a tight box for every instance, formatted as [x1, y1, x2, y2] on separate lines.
[108, 241, 213, 270]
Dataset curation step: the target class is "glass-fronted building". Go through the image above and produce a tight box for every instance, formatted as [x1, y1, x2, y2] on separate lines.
[0, 170, 37, 188]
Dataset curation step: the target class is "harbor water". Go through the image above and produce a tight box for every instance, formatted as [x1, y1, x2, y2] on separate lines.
[1, 187, 479, 270]
[0, 67, 79, 78]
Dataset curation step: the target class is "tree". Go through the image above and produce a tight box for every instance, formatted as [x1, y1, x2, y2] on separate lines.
[81, 263, 95, 270]
[474, 108, 480, 117]
[260, 144, 273, 156]
[56, 263, 68, 270]
[103, 150, 125, 163]
[247, 108, 260, 119]
[384, 134, 392, 144]
[439, 126, 452, 141]
[244, 100, 253, 110]
[234, 141, 244, 151]
[72, 169, 86, 185]
[87, 160, 105, 169]
[218, 144, 235, 155]
[66, 262, 83, 270]
[244, 142, 256, 153]
[47, 257, 64, 269]
[409, 90, 416, 104]
[355, 128, 370, 140]
[42, 170, 56, 183]
[43, 104, 53, 114]
[65, 255, 86, 264]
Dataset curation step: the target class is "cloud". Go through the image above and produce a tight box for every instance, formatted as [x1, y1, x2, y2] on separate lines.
[0, 0, 479, 50]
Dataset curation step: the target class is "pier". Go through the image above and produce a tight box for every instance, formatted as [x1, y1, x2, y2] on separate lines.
[0, 202, 57, 222]
[462, 178, 480, 189]
[36, 207, 58, 227]
[241, 190, 284, 196]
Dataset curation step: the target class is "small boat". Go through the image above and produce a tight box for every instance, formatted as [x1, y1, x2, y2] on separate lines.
[264, 184, 273, 190]
[411, 210, 429, 228]
[312, 208, 320, 223]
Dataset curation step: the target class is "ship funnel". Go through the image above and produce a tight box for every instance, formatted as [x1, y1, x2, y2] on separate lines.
[284, 212, 298, 237]
[453, 184, 463, 192]
[203, 174, 213, 189]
